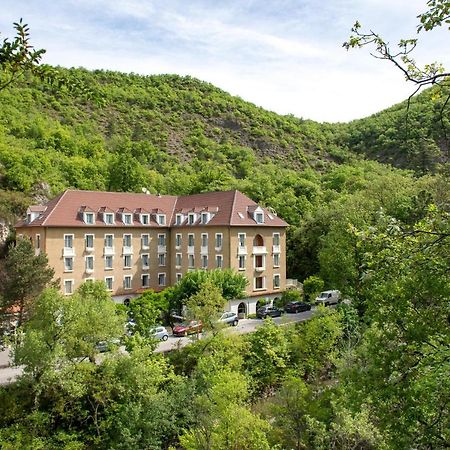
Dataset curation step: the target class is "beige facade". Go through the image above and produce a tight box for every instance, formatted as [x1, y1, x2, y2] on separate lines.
[16, 189, 288, 308]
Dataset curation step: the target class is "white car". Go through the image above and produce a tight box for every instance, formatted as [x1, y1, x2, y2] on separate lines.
[315, 290, 341, 306]
[218, 312, 239, 326]
[150, 326, 169, 341]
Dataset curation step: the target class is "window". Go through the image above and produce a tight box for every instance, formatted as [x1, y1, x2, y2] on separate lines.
[255, 212, 264, 224]
[123, 275, 132, 290]
[85, 256, 94, 272]
[140, 214, 149, 225]
[188, 234, 195, 249]
[238, 233, 246, 247]
[201, 233, 208, 247]
[105, 234, 114, 248]
[158, 234, 166, 246]
[64, 257, 73, 272]
[201, 212, 209, 224]
[255, 276, 265, 290]
[188, 254, 195, 268]
[105, 276, 114, 291]
[273, 274, 280, 289]
[36, 234, 41, 249]
[175, 214, 183, 225]
[188, 213, 196, 225]
[201, 255, 208, 269]
[124, 255, 132, 268]
[141, 234, 150, 248]
[142, 254, 149, 269]
[216, 255, 223, 269]
[84, 212, 95, 224]
[123, 234, 132, 248]
[176, 273, 182, 283]
[215, 233, 223, 249]
[105, 255, 113, 269]
[175, 253, 182, 267]
[255, 254, 265, 270]
[123, 213, 132, 225]
[238, 255, 246, 270]
[64, 279, 74, 295]
[157, 214, 166, 225]
[158, 253, 166, 266]
[64, 234, 73, 248]
[158, 273, 166, 286]
[273, 233, 280, 246]
[104, 213, 114, 225]
[85, 234, 94, 249]
[175, 233, 182, 248]
[273, 253, 280, 267]
[142, 274, 150, 288]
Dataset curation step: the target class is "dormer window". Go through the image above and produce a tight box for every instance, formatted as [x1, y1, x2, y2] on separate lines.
[188, 213, 196, 225]
[157, 214, 166, 226]
[123, 213, 132, 225]
[27, 213, 32, 222]
[175, 214, 184, 225]
[84, 212, 95, 224]
[255, 213, 264, 223]
[104, 213, 114, 225]
[201, 212, 210, 224]
[140, 214, 149, 225]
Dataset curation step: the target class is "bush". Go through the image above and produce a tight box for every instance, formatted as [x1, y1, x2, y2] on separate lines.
[280, 289, 303, 306]
[303, 275, 324, 302]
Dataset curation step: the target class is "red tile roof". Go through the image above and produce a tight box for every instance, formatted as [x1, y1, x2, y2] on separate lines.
[16, 190, 288, 228]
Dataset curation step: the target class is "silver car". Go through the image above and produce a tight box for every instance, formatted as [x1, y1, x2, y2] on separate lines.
[218, 312, 239, 326]
[150, 326, 169, 341]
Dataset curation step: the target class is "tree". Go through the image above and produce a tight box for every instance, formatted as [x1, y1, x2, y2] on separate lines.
[0, 237, 55, 325]
[302, 275, 324, 302]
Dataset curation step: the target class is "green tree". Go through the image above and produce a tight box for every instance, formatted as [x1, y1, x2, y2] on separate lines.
[0, 237, 55, 325]
[302, 275, 324, 302]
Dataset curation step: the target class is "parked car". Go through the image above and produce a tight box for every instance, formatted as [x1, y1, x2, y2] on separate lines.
[150, 326, 169, 341]
[284, 301, 312, 313]
[256, 305, 283, 319]
[218, 312, 239, 326]
[173, 321, 203, 336]
[315, 290, 341, 306]
[95, 338, 121, 353]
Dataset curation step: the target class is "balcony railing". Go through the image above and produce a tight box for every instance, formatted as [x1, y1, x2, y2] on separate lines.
[200, 245, 209, 254]
[187, 246, 195, 254]
[237, 245, 247, 255]
[63, 247, 75, 257]
[85, 267, 94, 274]
[252, 246, 267, 255]
[272, 245, 281, 254]
[158, 245, 166, 253]
[123, 246, 133, 255]
[104, 246, 115, 256]
[255, 266, 265, 272]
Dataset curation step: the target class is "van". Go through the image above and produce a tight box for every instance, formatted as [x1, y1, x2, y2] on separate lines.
[315, 290, 341, 306]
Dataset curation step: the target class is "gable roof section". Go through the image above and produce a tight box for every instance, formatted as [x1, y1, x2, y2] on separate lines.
[16, 189, 288, 228]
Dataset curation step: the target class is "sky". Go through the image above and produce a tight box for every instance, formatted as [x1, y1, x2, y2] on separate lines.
[0, 0, 448, 122]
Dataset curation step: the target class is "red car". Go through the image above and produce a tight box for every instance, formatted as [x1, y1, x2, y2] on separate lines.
[173, 321, 203, 336]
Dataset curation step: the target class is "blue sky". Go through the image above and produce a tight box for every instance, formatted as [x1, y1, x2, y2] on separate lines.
[1, 0, 448, 122]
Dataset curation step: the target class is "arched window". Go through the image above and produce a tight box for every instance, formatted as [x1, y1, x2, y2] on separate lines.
[253, 234, 264, 246]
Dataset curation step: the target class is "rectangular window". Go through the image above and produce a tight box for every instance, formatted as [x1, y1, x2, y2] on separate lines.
[273, 253, 280, 267]
[255, 254, 264, 269]
[105, 234, 114, 248]
[215, 233, 223, 249]
[188, 254, 195, 268]
[105, 276, 113, 291]
[123, 234, 132, 248]
[123, 275, 132, 289]
[176, 273, 182, 283]
[273, 274, 280, 289]
[64, 234, 73, 248]
[85, 234, 94, 249]
[175, 233, 182, 248]
[157, 214, 166, 225]
[158, 234, 166, 246]
[238, 233, 246, 247]
[238, 255, 246, 270]
[158, 253, 166, 266]
[104, 213, 114, 225]
[142, 274, 150, 288]
[142, 254, 149, 269]
[124, 254, 132, 268]
[255, 276, 264, 290]
[64, 257, 73, 272]
[140, 214, 149, 225]
[201, 233, 208, 247]
[85, 255, 94, 271]
[141, 234, 150, 248]
[123, 214, 132, 225]
[64, 279, 74, 295]
[85, 212, 95, 224]
[188, 213, 195, 225]
[175, 253, 182, 267]
[273, 233, 280, 246]
[201, 254, 208, 269]
[216, 255, 223, 269]
[255, 212, 264, 223]
[105, 255, 113, 269]
[36, 234, 41, 249]
[175, 214, 183, 225]
[188, 234, 195, 247]
[201, 212, 209, 224]
[158, 273, 166, 286]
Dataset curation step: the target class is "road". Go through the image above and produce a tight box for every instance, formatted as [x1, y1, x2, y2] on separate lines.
[0, 307, 318, 384]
